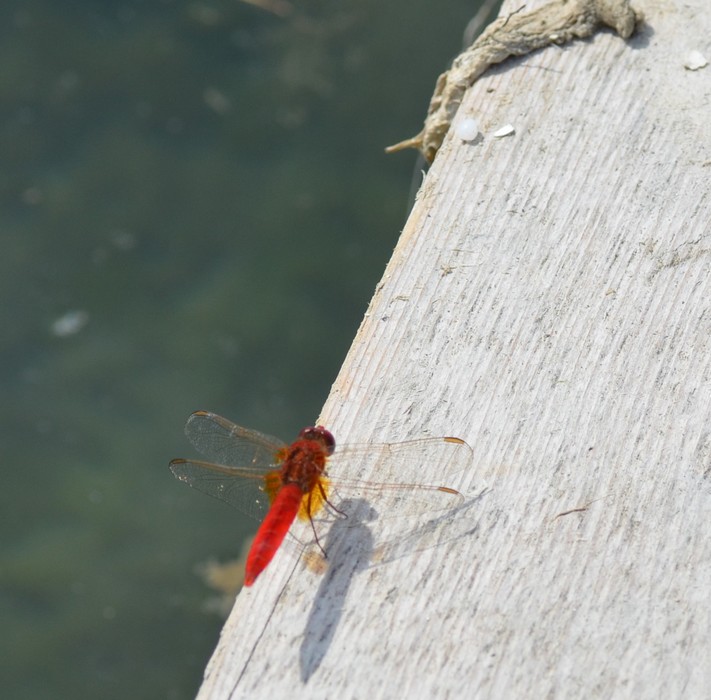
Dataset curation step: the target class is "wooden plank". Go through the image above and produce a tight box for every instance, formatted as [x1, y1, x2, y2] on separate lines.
[196, 0, 711, 697]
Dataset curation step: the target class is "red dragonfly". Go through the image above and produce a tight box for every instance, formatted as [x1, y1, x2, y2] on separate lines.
[170, 410, 469, 586]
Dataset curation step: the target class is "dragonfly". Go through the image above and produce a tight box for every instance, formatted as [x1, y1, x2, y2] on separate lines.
[170, 410, 470, 586]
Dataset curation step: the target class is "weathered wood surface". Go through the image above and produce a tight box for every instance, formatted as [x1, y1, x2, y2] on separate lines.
[197, 0, 711, 697]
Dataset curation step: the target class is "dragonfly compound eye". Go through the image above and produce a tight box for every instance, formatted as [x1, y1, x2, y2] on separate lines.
[298, 425, 336, 455]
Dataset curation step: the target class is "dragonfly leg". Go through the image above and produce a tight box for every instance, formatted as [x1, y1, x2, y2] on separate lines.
[320, 481, 347, 519]
[309, 512, 327, 558]
[303, 488, 328, 558]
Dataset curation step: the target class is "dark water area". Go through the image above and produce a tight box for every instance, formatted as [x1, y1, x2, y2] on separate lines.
[0, 1, 495, 697]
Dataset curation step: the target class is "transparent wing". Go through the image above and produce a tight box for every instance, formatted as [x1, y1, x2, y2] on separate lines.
[183, 410, 286, 467]
[324, 436, 472, 519]
[169, 458, 276, 521]
[172, 411, 289, 521]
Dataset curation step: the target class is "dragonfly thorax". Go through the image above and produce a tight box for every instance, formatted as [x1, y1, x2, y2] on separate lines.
[278, 438, 331, 494]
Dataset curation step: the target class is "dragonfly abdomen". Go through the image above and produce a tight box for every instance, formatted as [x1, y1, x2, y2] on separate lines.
[244, 483, 303, 586]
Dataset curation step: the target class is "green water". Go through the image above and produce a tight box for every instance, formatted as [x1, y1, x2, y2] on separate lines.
[1, 1, 494, 697]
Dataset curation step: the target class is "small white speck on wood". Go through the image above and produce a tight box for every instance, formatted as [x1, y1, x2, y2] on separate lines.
[195, 1, 711, 698]
[492, 123, 515, 137]
[683, 49, 708, 70]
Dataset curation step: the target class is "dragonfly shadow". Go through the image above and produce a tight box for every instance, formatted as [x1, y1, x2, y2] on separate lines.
[369, 486, 491, 569]
[299, 498, 375, 683]
[298, 488, 490, 682]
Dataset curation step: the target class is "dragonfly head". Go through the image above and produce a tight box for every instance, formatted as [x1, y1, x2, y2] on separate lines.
[298, 425, 336, 455]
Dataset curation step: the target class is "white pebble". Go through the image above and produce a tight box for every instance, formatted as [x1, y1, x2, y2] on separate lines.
[455, 118, 479, 142]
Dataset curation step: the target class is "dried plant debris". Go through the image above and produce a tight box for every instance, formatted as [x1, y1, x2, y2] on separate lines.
[386, 0, 640, 162]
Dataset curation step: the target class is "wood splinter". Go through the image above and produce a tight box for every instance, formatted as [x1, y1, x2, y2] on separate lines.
[386, 0, 640, 163]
